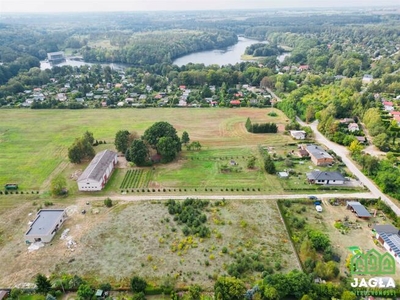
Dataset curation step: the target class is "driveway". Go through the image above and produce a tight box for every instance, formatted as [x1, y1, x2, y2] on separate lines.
[296, 117, 400, 216]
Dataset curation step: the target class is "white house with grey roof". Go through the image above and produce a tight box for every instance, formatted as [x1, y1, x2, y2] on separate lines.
[306, 171, 345, 185]
[374, 224, 400, 265]
[25, 209, 67, 243]
[77, 150, 118, 191]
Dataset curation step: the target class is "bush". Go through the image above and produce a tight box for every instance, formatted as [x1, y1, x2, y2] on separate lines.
[104, 198, 113, 207]
[131, 276, 147, 293]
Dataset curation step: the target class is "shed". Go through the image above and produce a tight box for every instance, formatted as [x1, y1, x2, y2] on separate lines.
[95, 290, 104, 298]
[0, 290, 9, 300]
[278, 171, 289, 179]
[346, 201, 371, 218]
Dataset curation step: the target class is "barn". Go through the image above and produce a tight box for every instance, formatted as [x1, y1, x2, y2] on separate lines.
[77, 150, 118, 191]
[25, 209, 67, 243]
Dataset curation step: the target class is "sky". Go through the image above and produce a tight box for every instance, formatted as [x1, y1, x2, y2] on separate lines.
[1, 0, 400, 13]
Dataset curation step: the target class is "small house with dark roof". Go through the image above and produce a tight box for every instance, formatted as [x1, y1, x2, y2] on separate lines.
[373, 224, 400, 265]
[25, 209, 67, 243]
[346, 201, 372, 219]
[306, 171, 345, 185]
[77, 150, 118, 191]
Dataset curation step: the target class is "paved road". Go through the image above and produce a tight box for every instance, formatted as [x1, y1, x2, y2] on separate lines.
[296, 117, 400, 216]
[79, 192, 375, 203]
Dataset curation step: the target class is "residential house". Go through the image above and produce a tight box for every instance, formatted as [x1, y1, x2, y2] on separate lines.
[77, 150, 118, 191]
[298, 65, 310, 72]
[383, 101, 394, 111]
[304, 144, 334, 166]
[86, 92, 94, 99]
[57, 93, 67, 102]
[390, 111, 400, 116]
[178, 99, 187, 107]
[230, 100, 241, 106]
[25, 209, 67, 243]
[290, 130, 307, 140]
[33, 92, 45, 101]
[339, 118, 355, 124]
[362, 74, 373, 84]
[355, 136, 367, 144]
[394, 115, 400, 126]
[139, 94, 147, 102]
[346, 201, 372, 218]
[348, 123, 360, 132]
[373, 224, 400, 265]
[179, 85, 186, 91]
[306, 171, 346, 185]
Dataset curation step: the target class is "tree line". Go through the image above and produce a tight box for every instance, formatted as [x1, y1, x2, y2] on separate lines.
[245, 117, 278, 134]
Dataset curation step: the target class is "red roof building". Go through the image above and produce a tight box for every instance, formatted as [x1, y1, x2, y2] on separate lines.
[230, 100, 241, 106]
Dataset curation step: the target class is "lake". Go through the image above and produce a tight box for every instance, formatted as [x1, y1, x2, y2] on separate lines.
[40, 36, 286, 69]
[172, 37, 266, 66]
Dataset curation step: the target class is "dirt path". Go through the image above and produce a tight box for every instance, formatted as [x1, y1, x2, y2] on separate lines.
[41, 161, 69, 190]
[74, 192, 375, 205]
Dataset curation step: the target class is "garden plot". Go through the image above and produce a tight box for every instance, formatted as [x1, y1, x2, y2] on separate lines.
[52, 199, 299, 288]
[120, 169, 153, 190]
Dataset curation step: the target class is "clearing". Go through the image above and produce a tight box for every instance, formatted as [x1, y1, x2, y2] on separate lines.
[0, 198, 299, 288]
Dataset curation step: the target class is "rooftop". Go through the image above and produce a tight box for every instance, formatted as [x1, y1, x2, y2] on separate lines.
[347, 201, 372, 218]
[77, 150, 117, 183]
[305, 144, 333, 160]
[26, 209, 65, 237]
[306, 171, 345, 181]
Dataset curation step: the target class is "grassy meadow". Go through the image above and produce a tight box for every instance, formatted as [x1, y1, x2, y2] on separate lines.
[0, 107, 291, 190]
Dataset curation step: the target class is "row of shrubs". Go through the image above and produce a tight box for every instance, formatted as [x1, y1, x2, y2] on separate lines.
[121, 187, 263, 193]
[189, 156, 251, 161]
[283, 187, 363, 191]
[0, 190, 39, 195]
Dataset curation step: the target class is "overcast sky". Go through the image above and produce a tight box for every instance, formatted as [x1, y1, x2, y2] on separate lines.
[1, 0, 400, 13]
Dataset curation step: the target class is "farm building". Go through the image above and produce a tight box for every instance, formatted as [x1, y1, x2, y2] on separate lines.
[304, 144, 334, 166]
[346, 201, 372, 218]
[77, 150, 118, 191]
[373, 224, 400, 265]
[306, 171, 345, 185]
[25, 209, 67, 243]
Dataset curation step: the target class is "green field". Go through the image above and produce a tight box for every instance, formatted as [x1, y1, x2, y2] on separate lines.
[0, 108, 290, 190]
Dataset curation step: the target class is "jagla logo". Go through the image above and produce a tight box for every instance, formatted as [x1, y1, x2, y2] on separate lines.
[350, 249, 396, 288]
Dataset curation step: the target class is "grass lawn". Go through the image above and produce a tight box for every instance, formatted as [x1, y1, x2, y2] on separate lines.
[0, 108, 291, 190]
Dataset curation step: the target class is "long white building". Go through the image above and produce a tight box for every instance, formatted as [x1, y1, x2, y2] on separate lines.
[77, 150, 118, 191]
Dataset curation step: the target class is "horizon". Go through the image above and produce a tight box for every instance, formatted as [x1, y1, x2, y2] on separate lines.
[1, 0, 400, 13]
